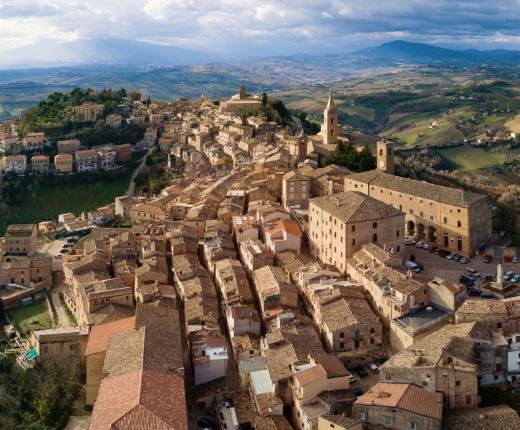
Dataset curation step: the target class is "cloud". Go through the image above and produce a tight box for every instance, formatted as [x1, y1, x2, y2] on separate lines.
[2, 0, 520, 64]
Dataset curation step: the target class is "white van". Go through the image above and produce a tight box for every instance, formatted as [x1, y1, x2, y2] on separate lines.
[404, 260, 421, 272]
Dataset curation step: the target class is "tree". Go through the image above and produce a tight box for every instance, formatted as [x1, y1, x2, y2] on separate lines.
[358, 145, 376, 171]
[261, 92, 268, 107]
[326, 142, 375, 172]
[129, 90, 142, 102]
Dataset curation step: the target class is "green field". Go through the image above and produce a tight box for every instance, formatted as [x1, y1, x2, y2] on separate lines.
[7, 301, 51, 335]
[435, 146, 515, 171]
[0, 165, 136, 235]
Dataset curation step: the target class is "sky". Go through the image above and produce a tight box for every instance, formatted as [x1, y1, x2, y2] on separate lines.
[2, 0, 520, 65]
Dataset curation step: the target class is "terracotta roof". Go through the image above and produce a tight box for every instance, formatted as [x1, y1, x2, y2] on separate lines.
[84, 316, 135, 356]
[294, 364, 327, 386]
[355, 383, 443, 420]
[89, 369, 187, 430]
[266, 219, 302, 237]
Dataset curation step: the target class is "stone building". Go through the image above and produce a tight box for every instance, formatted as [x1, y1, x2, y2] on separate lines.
[4, 224, 38, 256]
[353, 383, 443, 430]
[308, 192, 404, 273]
[345, 143, 492, 256]
[379, 323, 480, 410]
[282, 170, 311, 210]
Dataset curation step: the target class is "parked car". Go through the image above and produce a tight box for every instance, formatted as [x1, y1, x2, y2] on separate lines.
[452, 254, 461, 262]
[446, 253, 455, 260]
[404, 238, 416, 245]
[468, 288, 481, 296]
[428, 245, 438, 253]
[352, 387, 364, 397]
[483, 255, 492, 263]
[505, 271, 515, 281]
[466, 268, 480, 277]
[422, 243, 430, 250]
[415, 241, 425, 249]
[481, 292, 498, 299]
[460, 275, 475, 286]
[346, 371, 356, 383]
[514, 257, 519, 264]
[505, 255, 512, 263]
[354, 367, 368, 379]
[437, 249, 451, 258]
[459, 257, 470, 264]
[368, 363, 379, 373]
[511, 275, 520, 283]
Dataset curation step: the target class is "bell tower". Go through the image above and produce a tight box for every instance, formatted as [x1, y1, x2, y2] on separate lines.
[377, 139, 394, 174]
[322, 90, 339, 145]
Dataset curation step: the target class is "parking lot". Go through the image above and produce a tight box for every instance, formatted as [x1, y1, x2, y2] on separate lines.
[36, 237, 79, 257]
[403, 243, 518, 287]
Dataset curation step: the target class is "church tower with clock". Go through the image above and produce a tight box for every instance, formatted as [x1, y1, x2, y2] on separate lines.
[376, 139, 394, 174]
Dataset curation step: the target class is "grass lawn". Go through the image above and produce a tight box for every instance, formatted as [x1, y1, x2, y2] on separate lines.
[7, 301, 51, 335]
[436, 146, 516, 171]
[0, 164, 136, 235]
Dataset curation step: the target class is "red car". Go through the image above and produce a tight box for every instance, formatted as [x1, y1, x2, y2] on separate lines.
[428, 245, 438, 253]
[505, 255, 512, 263]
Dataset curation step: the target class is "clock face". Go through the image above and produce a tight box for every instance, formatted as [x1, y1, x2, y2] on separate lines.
[379, 160, 385, 168]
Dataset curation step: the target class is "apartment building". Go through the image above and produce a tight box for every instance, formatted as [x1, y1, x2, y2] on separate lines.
[54, 153, 74, 173]
[31, 155, 49, 174]
[2, 154, 27, 175]
[75, 149, 98, 172]
[57, 139, 81, 154]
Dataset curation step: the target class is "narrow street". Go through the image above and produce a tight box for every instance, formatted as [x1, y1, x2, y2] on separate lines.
[50, 272, 71, 327]
[125, 150, 150, 197]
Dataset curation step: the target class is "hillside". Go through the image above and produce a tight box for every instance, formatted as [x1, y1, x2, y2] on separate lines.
[277, 68, 520, 148]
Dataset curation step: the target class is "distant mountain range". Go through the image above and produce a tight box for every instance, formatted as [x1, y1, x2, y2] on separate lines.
[354, 40, 520, 66]
[1, 38, 214, 69]
[6, 39, 520, 70]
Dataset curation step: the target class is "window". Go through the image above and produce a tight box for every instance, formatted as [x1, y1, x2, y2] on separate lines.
[410, 422, 417, 430]
[352, 239, 356, 245]
[444, 217, 447, 224]
[339, 342, 345, 349]
[351, 225, 356, 232]
[455, 380, 461, 386]
[372, 233, 378, 242]
[370, 328, 375, 334]
[465, 395, 472, 405]
[457, 220, 462, 227]
[385, 416, 393, 426]
[359, 412, 367, 420]
[339, 332, 344, 338]
[396, 230, 400, 237]
[373, 222, 378, 228]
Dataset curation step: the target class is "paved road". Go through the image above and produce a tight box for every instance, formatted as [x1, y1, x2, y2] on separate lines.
[126, 150, 150, 197]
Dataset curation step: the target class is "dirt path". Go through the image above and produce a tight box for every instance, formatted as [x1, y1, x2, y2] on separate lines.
[126, 150, 150, 197]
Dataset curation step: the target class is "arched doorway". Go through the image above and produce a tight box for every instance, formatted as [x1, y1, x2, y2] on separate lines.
[428, 226, 437, 243]
[417, 223, 426, 239]
[407, 220, 415, 237]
